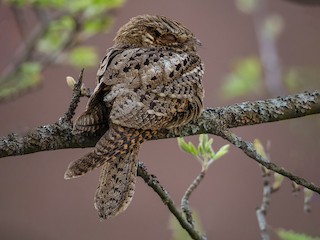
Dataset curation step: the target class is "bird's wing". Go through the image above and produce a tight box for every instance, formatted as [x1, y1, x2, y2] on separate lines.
[101, 48, 204, 130]
[73, 48, 124, 134]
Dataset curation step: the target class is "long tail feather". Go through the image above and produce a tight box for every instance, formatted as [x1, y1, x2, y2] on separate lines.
[94, 146, 139, 219]
[64, 124, 157, 218]
[64, 125, 143, 179]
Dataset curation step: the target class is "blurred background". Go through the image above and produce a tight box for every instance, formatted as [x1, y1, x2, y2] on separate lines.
[0, 0, 320, 239]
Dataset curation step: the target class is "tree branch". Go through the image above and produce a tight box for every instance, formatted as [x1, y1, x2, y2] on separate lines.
[181, 170, 206, 226]
[1, 86, 319, 191]
[217, 129, 320, 194]
[0, 72, 319, 239]
[256, 167, 272, 240]
[1, 91, 318, 158]
[62, 70, 84, 123]
[138, 162, 206, 240]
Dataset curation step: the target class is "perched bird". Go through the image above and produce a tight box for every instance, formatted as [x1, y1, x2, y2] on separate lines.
[64, 14, 205, 219]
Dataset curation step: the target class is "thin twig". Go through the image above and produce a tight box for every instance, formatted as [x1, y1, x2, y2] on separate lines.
[256, 167, 272, 240]
[181, 170, 206, 226]
[137, 162, 207, 240]
[61, 69, 84, 123]
[218, 129, 320, 194]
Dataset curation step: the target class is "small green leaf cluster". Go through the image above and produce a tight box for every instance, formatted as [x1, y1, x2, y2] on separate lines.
[1, 0, 125, 101]
[178, 134, 229, 171]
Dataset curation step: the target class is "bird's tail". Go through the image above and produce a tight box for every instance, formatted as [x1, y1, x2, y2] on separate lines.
[64, 124, 157, 218]
[94, 146, 139, 218]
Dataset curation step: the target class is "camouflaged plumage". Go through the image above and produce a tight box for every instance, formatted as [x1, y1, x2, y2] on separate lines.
[65, 14, 204, 219]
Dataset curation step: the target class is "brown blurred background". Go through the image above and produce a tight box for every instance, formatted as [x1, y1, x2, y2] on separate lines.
[0, 0, 320, 239]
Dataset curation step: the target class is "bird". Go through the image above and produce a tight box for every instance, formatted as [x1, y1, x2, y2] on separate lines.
[64, 14, 205, 219]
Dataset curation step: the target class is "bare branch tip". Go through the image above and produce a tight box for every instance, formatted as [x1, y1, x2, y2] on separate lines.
[61, 69, 86, 123]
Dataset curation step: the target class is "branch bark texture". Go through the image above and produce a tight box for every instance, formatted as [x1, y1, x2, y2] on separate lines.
[1, 91, 319, 158]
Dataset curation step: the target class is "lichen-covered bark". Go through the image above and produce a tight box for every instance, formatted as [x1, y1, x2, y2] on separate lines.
[0, 91, 319, 158]
[0, 121, 97, 158]
[159, 91, 320, 139]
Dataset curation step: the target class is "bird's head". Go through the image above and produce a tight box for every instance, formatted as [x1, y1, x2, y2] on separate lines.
[114, 15, 201, 52]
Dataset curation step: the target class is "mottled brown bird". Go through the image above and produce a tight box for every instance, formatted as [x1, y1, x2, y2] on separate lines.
[64, 14, 204, 219]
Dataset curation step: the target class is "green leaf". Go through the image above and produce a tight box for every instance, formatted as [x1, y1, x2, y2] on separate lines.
[198, 134, 207, 155]
[178, 135, 229, 169]
[198, 134, 214, 157]
[204, 138, 214, 153]
[277, 229, 320, 240]
[212, 144, 230, 161]
[0, 62, 41, 100]
[221, 57, 262, 99]
[188, 144, 198, 157]
[178, 137, 198, 157]
[199, 134, 209, 144]
[68, 46, 98, 68]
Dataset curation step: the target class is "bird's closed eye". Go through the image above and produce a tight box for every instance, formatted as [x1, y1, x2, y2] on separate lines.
[160, 34, 177, 43]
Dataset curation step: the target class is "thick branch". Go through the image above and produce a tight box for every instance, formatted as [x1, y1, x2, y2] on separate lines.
[1, 91, 319, 158]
